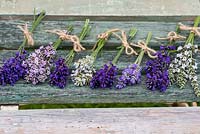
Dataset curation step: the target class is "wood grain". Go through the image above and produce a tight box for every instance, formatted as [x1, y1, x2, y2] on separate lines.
[0, 0, 200, 16]
[0, 20, 199, 50]
[0, 107, 199, 134]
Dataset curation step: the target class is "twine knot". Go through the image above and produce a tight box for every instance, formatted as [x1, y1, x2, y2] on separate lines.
[46, 29, 85, 52]
[97, 29, 138, 55]
[17, 23, 34, 46]
[178, 22, 200, 36]
[131, 41, 157, 58]
[156, 31, 186, 42]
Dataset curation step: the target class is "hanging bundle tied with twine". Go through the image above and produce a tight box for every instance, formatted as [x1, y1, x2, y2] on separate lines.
[46, 29, 85, 52]
[97, 29, 138, 55]
[155, 31, 186, 42]
[17, 23, 34, 46]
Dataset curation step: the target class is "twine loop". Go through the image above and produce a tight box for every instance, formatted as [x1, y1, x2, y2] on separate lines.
[156, 31, 186, 42]
[131, 41, 157, 58]
[178, 22, 200, 36]
[46, 29, 85, 52]
[17, 23, 34, 46]
[97, 29, 138, 55]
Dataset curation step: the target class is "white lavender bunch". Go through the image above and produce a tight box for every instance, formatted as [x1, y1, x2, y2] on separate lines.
[169, 16, 200, 97]
[22, 45, 56, 84]
[71, 55, 95, 86]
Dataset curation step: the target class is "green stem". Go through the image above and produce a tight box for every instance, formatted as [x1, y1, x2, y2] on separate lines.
[186, 16, 200, 45]
[65, 19, 91, 65]
[53, 25, 74, 50]
[112, 46, 124, 64]
[18, 10, 46, 52]
[135, 32, 152, 65]
[91, 38, 106, 61]
[112, 28, 138, 64]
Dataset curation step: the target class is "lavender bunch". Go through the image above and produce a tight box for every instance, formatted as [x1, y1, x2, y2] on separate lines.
[145, 45, 175, 92]
[169, 17, 200, 96]
[22, 45, 56, 84]
[50, 19, 91, 88]
[116, 32, 151, 89]
[0, 10, 45, 86]
[71, 29, 111, 87]
[90, 28, 137, 89]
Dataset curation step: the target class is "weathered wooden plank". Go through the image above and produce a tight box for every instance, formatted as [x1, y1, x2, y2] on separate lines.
[0, 76, 199, 104]
[0, 20, 199, 50]
[0, 0, 200, 16]
[0, 108, 199, 134]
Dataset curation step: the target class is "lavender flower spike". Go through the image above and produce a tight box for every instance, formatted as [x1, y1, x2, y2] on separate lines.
[22, 44, 56, 84]
[90, 62, 118, 89]
[116, 64, 141, 89]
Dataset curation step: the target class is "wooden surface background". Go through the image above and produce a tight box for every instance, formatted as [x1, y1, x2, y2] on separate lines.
[0, 107, 199, 134]
[0, 0, 199, 104]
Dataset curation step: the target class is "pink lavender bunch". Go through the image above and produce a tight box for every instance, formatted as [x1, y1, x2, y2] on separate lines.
[0, 50, 27, 86]
[116, 64, 142, 89]
[22, 45, 56, 84]
[90, 62, 118, 89]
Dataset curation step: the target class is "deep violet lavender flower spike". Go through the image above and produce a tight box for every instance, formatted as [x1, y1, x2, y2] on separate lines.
[145, 45, 175, 92]
[0, 50, 27, 86]
[90, 62, 118, 89]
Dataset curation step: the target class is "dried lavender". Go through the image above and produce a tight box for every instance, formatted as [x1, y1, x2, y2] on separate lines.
[50, 19, 91, 88]
[22, 45, 56, 84]
[90, 28, 137, 89]
[116, 32, 152, 89]
[0, 10, 45, 86]
[145, 45, 175, 92]
[169, 17, 200, 96]
[0, 50, 27, 86]
[71, 30, 110, 86]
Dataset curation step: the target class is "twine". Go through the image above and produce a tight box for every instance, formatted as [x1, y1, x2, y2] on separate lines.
[46, 29, 85, 52]
[131, 41, 157, 58]
[97, 29, 138, 55]
[178, 22, 200, 36]
[155, 31, 186, 42]
[17, 23, 34, 46]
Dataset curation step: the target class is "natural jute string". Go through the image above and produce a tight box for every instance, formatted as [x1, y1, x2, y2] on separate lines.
[17, 23, 34, 46]
[178, 22, 200, 36]
[131, 41, 157, 58]
[97, 29, 138, 55]
[46, 29, 85, 52]
[155, 31, 186, 42]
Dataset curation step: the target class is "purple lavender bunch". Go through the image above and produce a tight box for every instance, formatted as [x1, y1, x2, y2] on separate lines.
[0, 50, 27, 86]
[22, 45, 56, 84]
[49, 58, 69, 88]
[145, 45, 175, 92]
[116, 64, 142, 89]
[90, 62, 118, 89]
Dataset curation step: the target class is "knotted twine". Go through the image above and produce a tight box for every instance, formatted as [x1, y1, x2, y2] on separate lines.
[17, 23, 34, 46]
[155, 31, 186, 42]
[131, 41, 157, 59]
[97, 29, 138, 55]
[178, 22, 200, 36]
[46, 29, 85, 52]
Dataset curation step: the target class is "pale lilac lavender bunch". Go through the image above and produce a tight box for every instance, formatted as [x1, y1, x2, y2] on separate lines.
[22, 45, 56, 84]
[116, 64, 142, 89]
